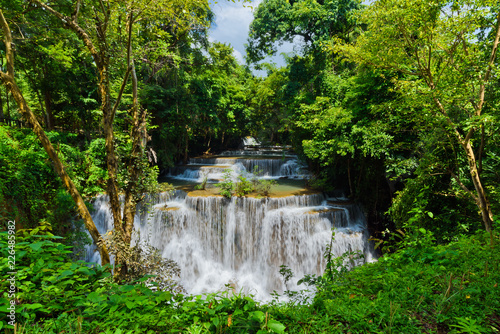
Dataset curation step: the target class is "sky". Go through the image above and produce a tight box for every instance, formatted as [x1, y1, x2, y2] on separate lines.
[208, 0, 297, 73]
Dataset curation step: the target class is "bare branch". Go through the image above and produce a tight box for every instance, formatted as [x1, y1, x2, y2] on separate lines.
[72, 0, 81, 23]
[477, 11, 500, 113]
[111, 67, 132, 117]
[0, 10, 15, 77]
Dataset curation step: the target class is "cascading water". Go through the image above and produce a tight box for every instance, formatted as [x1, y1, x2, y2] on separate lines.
[86, 145, 376, 301]
[167, 149, 308, 182]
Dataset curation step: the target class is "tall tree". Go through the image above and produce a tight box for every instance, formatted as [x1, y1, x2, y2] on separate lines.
[338, 0, 500, 236]
[246, 0, 361, 63]
[0, 8, 110, 264]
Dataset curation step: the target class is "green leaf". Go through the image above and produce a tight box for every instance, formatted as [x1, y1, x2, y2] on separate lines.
[16, 251, 27, 259]
[29, 242, 44, 251]
[88, 291, 106, 303]
[251, 310, 265, 322]
[109, 294, 123, 304]
[267, 319, 286, 333]
[76, 267, 91, 275]
[119, 285, 135, 292]
[24, 303, 44, 310]
[427, 212, 434, 218]
[59, 270, 74, 278]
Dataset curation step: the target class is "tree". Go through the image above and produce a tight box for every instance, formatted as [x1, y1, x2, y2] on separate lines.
[0, 9, 110, 264]
[338, 0, 500, 236]
[246, 0, 361, 63]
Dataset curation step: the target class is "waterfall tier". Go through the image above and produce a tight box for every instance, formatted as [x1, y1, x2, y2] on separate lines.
[167, 157, 308, 182]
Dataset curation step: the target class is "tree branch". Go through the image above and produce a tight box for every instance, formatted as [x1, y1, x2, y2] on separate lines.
[0, 10, 15, 77]
[72, 0, 81, 23]
[449, 169, 477, 202]
[477, 10, 500, 113]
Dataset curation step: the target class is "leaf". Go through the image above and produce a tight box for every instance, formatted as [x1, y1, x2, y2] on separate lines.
[251, 310, 265, 322]
[29, 242, 44, 251]
[76, 267, 91, 275]
[88, 291, 106, 303]
[126, 301, 135, 309]
[110, 295, 123, 304]
[119, 285, 135, 292]
[427, 212, 434, 218]
[267, 319, 286, 333]
[16, 251, 27, 259]
[24, 303, 44, 310]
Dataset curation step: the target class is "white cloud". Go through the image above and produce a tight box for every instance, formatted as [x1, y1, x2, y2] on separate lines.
[232, 49, 245, 64]
[209, 1, 258, 52]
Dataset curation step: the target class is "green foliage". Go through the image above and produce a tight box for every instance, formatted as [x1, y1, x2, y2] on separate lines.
[216, 169, 277, 198]
[194, 172, 209, 190]
[216, 169, 235, 198]
[0, 127, 93, 251]
[255, 179, 276, 197]
[246, 0, 361, 63]
[234, 176, 254, 197]
[0, 226, 112, 331]
[337, 0, 500, 233]
[144, 41, 255, 167]
[0, 229, 288, 333]
[1, 217, 499, 333]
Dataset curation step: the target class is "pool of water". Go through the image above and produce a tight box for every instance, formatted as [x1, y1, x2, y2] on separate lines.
[159, 177, 320, 198]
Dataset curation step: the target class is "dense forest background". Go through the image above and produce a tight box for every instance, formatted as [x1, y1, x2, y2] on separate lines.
[1, 0, 499, 332]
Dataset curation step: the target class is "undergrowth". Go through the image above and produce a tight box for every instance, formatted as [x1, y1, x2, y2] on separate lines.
[1, 227, 499, 333]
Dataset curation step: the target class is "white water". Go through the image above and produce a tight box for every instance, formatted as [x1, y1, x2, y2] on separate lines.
[86, 145, 375, 300]
[167, 156, 309, 182]
[86, 191, 375, 301]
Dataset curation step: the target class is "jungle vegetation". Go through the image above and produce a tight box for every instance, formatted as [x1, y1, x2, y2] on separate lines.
[1, 0, 499, 332]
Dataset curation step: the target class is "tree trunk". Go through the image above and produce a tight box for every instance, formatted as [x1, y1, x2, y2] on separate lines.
[5, 87, 10, 119]
[463, 140, 493, 233]
[44, 89, 55, 130]
[0, 88, 4, 119]
[0, 65, 111, 266]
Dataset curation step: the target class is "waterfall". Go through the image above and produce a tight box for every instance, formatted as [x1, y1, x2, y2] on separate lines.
[86, 146, 375, 300]
[86, 191, 375, 301]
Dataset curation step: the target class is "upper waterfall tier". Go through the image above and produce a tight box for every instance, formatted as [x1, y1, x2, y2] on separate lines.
[166, 148, 309, 183]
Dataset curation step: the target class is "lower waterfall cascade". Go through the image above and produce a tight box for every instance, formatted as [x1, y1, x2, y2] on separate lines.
[86, 145, 376, 301]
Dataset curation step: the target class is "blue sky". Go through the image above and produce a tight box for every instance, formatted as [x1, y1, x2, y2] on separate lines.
[208, 0, 297, 72]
